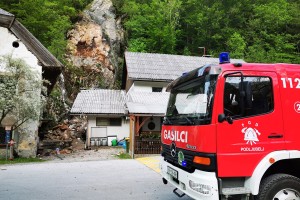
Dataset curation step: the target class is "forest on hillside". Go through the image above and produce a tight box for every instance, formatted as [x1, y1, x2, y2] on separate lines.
[115, 0, 300, 63]
[1, 0, 299, 64]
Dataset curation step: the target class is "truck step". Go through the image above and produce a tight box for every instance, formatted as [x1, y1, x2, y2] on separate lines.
[222, 187, 251, 195]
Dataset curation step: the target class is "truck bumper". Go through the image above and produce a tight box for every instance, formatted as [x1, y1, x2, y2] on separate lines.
[160, 157, 219, 200]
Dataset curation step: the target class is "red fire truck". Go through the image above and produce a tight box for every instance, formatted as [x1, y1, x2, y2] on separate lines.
[160, 52, 300, 200]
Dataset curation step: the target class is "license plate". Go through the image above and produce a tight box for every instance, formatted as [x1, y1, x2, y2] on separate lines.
[167, 166, 178, 179]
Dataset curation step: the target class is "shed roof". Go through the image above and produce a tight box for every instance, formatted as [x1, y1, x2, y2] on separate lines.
[70, 89, 127, 115]
[125, 52, 245, 81]
[0, 8, 13, 16]
[0, 8, 62, 88]
[126, 91, 169, 115]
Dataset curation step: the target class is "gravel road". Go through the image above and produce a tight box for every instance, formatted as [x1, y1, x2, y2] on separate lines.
[40, 146, 126, 163]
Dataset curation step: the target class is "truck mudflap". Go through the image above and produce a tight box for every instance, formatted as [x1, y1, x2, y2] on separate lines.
[160, 157, 220, 200]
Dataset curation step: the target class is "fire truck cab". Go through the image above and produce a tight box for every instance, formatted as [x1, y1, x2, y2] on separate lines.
[160, 53, 300, 200]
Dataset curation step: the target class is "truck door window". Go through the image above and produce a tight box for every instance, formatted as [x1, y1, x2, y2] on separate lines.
[224, 76, 274, 118]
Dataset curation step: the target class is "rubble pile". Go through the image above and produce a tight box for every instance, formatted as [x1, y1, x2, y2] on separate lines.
[38, 117, 87, 156]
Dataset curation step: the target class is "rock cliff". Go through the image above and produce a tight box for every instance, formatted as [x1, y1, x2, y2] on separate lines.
[39, 0, 125, 154]
[65, 0, 124, 98]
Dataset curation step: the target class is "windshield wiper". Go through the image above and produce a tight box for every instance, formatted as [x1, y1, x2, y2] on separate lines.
[163, 117, 173, 125]
[182, 116, 194, 125]
[194, 118, 211, 125]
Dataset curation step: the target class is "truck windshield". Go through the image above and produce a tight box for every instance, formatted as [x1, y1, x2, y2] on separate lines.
[165, 75, 217, 125]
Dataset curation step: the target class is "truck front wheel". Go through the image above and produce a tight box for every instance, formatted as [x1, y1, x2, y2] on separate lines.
[255, 174, 300, 200]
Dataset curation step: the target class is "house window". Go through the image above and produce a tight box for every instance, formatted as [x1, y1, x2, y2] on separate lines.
[152, 87, 162, 92]
[109, 118, 122, 126]
[96, 118, 109, 126]
[96, 118, 122, 126]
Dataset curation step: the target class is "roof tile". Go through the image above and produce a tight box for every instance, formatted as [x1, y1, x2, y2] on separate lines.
[126, 91, 169, 114]
[125, 52, 245, 81]
[70, 89, 127, 114]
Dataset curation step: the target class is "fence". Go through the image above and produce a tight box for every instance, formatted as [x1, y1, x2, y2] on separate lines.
[134, 138, 161, 154]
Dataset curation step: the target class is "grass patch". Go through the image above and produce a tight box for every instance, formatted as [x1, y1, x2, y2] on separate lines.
[0, 157, 45, 165]
[117, 152, 131, 159]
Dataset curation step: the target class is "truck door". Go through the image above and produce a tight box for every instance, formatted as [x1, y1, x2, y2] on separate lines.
[216, 71, 284, 177]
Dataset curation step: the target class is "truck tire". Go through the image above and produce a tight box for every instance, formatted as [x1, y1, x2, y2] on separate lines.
[255, 173, 300, 200]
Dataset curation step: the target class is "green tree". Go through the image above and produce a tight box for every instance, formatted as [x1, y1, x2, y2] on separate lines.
[9, 0, 74, 59]
[227, 32, 246, 59]
[46, 15, 72, 60]
[245, 0, 299, 63]
[0, 55, 46, 130]
[179, 0, 254, 56]
[119, 0, 299, 62]
[122, 0, 182, 53]
[2, 0, 92, 61]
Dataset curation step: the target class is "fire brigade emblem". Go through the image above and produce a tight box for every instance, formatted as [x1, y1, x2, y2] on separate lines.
[242, 121, 261, 145]
[178, 151, 184, 165]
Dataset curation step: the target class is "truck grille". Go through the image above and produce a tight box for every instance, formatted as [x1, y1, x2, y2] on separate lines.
[161, 143, 216, 172]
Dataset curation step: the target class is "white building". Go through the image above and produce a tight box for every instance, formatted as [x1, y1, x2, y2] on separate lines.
[71, 51, 244, 157]
[0, 8, 62, 157]
[70, 89, 129, 147]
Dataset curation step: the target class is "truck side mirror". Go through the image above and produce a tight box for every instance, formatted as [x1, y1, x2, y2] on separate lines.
[218, 114, 226, 123]
[218, 114, 233, 124]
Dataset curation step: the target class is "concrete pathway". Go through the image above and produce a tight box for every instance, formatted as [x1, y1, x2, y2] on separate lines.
[135, 156, 161, 173]
[0, 159, 193, 200]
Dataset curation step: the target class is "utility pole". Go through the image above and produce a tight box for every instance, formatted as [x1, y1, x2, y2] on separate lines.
[198, 47, 206, 57]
